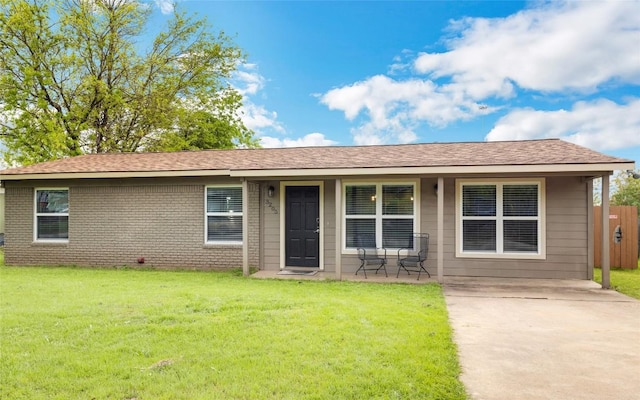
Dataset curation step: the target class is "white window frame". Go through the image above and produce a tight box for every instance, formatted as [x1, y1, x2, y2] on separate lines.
[342, 180, 420, 254]
[205, 185, 243, 245]
[456, 178, 546, 259]
[34, 187, 69, 243]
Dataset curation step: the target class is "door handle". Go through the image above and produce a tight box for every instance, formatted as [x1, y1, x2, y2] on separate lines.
[315, 217, 320, 234]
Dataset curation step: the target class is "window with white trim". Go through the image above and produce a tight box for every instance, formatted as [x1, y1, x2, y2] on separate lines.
[457, 179, 544, 258]
[206, 186, 242, 243]
[344, 182, 417, 250]
[35, 188, 69, 241]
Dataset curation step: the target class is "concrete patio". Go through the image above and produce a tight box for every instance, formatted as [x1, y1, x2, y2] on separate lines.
[251, 269, 436, 284]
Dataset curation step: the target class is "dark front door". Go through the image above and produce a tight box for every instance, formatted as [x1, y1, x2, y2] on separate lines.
[285, 186, 320, 268]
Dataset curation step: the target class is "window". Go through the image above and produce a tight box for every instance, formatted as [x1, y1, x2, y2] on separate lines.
[35, 188, 69, 241]
[206, 186, 242, 243]
[457, 179, 545, 258]
[344, 182, 417, 250]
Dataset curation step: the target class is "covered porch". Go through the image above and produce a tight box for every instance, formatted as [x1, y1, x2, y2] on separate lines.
[242, 174, 618, 286]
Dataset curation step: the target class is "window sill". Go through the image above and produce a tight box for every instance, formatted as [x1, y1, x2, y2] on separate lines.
[32, 240, 69, 246]
[456, 252, 546, 260]
[204, 242, 243, 248]
[342, 248, 407, 255]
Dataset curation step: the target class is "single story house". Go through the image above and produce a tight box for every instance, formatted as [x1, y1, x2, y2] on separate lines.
[0, 139, 634, 283]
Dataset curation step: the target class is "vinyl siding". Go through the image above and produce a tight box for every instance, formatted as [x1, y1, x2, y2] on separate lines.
[261, 181, 281, 270]
[440, 176, 589, 279]
[337, 176, 589, 278]
[259, 180, 335, 272]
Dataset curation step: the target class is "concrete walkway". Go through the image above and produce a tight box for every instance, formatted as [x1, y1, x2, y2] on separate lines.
[444, 278, 640, 400]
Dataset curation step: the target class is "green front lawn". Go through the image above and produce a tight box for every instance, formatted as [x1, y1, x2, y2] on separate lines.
[0, 261, 466, 399]
[593, 259, 640, 299]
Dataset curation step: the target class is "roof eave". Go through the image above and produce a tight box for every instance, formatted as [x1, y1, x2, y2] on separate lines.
[231, 162, 636, 178]
[0, 169, 232, 181]
[0, 161, 634, 181]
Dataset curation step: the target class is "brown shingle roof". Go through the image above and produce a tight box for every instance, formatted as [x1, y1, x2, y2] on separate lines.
[0, 139, 632, 177]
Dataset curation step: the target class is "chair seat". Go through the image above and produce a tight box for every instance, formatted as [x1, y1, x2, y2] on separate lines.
[363, 255, 385, 261]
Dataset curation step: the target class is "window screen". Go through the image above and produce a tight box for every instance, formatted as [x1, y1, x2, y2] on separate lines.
[503, 185, 538, 217]
[206, 187, 243, 243]
[459, 181, 541, 256]
[345, 183, 416, 249]
[35, 189, 69, 240]
[382, 185, 414, 215]
[346, 185, 376, 215]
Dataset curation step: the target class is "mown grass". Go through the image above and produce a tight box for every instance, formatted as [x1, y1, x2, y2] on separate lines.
[593, 259, 640, 299]
[0, 257, 466, 399]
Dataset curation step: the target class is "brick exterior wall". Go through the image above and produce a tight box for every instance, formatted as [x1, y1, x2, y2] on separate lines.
[4, 179, 260, 270]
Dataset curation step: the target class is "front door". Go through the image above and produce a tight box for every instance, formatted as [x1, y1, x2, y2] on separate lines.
[285, 186, 320, 268]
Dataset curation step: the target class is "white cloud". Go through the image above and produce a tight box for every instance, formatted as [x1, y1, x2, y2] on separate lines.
[414, 1, 640, 96]
[487, 99, 640, 151]
[84, 1, 174, 14]
[240, 103, 284, 133]
[230, 64, 285, 136]
[154, 0, 174, 14]
[320, 75, 487, 144]
[234, 64, 266, 96]
[260, 132, 337, 148]
[320, 1, 640, 145]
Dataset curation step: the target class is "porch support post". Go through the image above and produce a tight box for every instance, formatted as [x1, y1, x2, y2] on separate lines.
[587, 179, 594, 280]
[242, 178, 250, 277]
[601, 174, 611, 289]
[437, 177, 444, 283]
[335, 178, 342, 280]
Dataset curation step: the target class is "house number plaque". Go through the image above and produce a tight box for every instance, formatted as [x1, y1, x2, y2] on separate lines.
[264, 199, 279, 215]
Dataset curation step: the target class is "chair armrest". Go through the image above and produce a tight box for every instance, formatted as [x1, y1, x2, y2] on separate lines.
[377, 247, 387, 258]
[397, 247, 411, 259]
[357, 247, 367, 259]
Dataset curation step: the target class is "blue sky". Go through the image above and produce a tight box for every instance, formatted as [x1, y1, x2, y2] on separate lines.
[149, 0, 639, 166]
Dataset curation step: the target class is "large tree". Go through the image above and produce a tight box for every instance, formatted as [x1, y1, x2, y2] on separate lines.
[0, 0, 257, 166]
[611, 169, 640, 208]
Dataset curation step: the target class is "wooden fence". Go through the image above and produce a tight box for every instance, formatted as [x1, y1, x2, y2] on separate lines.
[594, 205, 638, 269]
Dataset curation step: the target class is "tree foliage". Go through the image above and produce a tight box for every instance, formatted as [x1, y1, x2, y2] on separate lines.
[611, 169, 640, 208]
[0, 0, 257, 166]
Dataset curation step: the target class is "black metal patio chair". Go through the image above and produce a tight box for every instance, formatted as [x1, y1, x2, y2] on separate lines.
[355, 234, 388, 279]
[397, 233, 431, 280]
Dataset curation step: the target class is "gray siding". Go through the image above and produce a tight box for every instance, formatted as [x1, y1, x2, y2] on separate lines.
[322, 182, 336, 271]
[259, 180, 336, 272]
[439, 176, 589, 279]
[261, 181, 281, 270]
[338, 176, 590, 279]
[4, 178, 260, 270]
